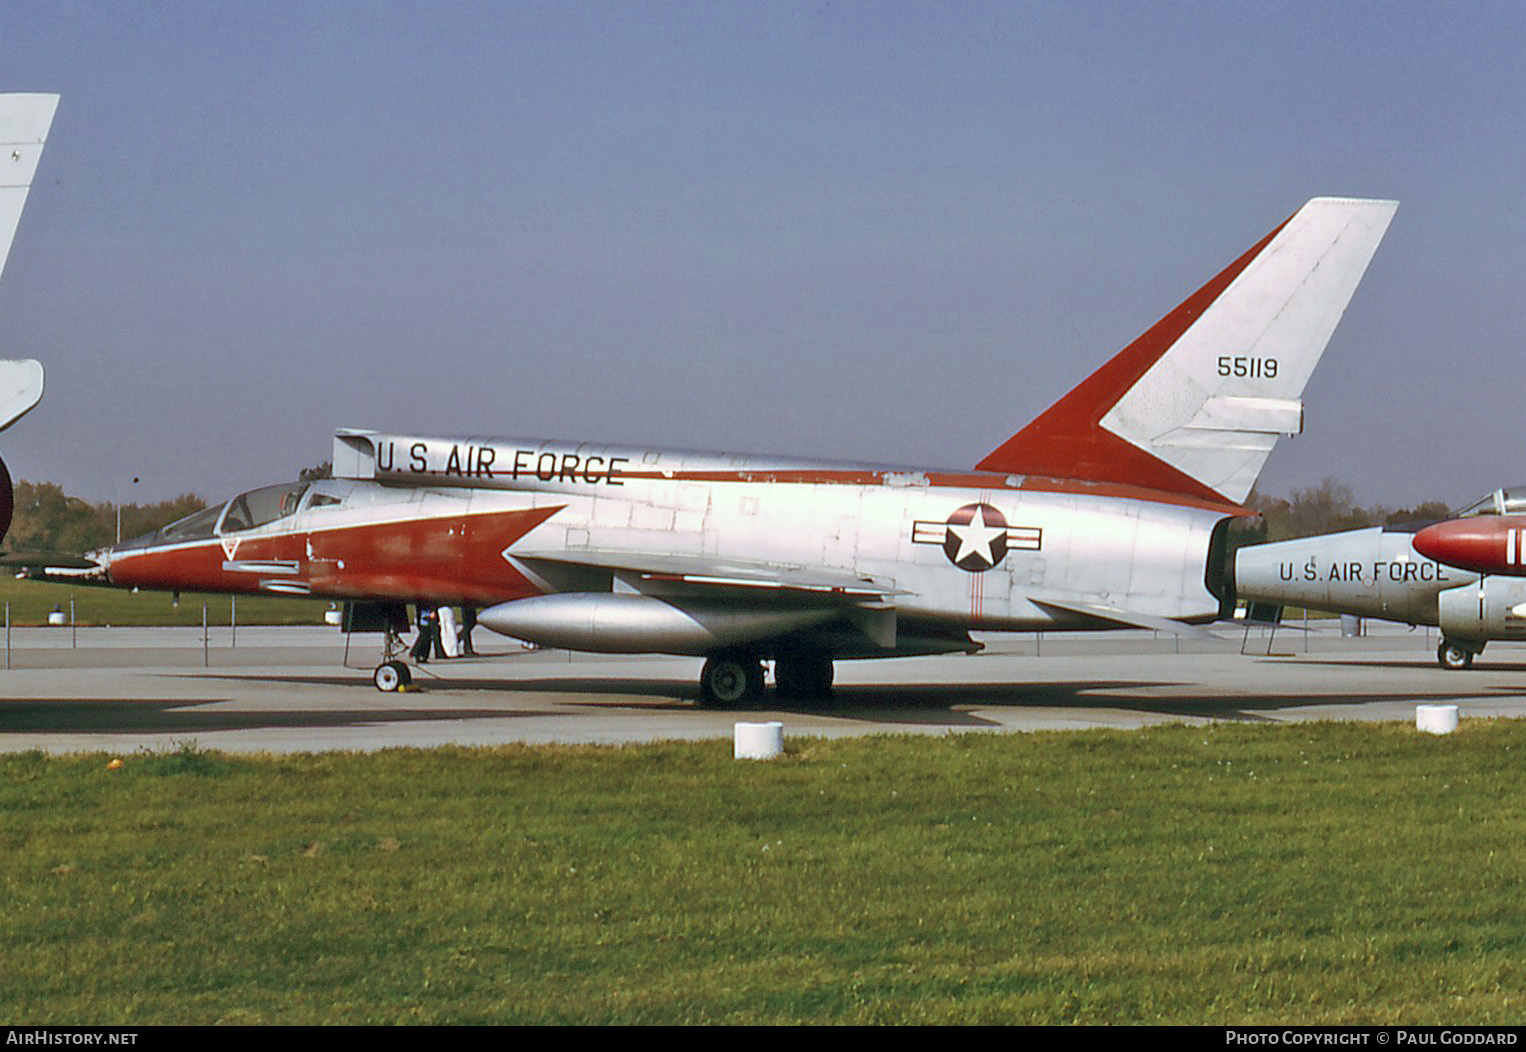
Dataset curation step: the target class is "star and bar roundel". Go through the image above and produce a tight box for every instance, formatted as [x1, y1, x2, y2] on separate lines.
[912, 503, 1042, 572]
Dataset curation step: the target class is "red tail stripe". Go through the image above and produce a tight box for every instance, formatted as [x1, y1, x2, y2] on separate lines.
[975, 210, 1294, 503]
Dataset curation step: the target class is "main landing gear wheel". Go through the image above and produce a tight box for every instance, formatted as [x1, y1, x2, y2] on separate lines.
[774, 649, 835, 704]
[374, 660, 413, 692]
[699, 654, 765, 707]
[1437, 641, 1477, 671]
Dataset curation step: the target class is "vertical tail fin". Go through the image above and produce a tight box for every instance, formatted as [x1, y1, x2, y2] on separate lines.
[978, 197, 1398, 504]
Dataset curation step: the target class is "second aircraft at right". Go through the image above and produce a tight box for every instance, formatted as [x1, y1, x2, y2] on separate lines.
[1235, 486, 1526, 669]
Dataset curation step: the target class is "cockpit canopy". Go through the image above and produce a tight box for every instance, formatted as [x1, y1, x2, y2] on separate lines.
[219, 482, 309, 534]
[1453, 486, 1526, 518]
[117, 481, 316, 550]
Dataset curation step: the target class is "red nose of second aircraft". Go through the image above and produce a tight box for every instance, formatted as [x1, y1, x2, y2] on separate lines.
[1413, 518, 1526, 576]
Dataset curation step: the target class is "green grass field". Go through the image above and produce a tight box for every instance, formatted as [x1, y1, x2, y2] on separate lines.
[4, 722, 1525, 1024]
[0, 574, 327, 626]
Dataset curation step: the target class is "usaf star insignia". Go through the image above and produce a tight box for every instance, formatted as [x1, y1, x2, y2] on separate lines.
[911, 503, 1041, 572]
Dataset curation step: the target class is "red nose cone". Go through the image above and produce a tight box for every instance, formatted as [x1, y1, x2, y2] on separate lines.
[1414, 518, 1526, 575]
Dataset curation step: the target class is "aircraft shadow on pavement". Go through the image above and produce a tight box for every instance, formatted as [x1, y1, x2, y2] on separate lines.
[165, 671, 1526, 727]
[16, 668, 1522, 735]
[0, 699, 566, 734]
[1287, 657, 1526, 675]
[200, 673, 1196, 724]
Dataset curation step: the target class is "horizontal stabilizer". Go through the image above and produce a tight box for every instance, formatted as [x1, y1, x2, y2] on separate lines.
[0, 358, 44, 432]
[1031, 597, 1221, 641]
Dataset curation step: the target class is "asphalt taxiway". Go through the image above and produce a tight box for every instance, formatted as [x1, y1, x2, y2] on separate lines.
[3, 623, 1525, 753]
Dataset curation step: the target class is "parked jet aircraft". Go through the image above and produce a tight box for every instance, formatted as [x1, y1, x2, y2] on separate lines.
[1235, 486, 1526, 670]
[39, 197, 1397, 703]
[0, 93, 60, 545]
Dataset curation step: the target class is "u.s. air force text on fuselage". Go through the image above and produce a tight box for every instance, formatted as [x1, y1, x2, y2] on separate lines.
[375, 439, 630, 487]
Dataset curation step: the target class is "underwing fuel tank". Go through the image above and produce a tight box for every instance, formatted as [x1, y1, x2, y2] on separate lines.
[1234, 526, 1472, 624]
[478, 594, 841, 656]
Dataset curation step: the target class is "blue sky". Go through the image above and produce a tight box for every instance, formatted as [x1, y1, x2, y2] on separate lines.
[1, 1, 1522, 507]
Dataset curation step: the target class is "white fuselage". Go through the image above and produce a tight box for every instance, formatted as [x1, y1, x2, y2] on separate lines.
[338, 432, 1231, 631]
[98, 432, 1239, 658]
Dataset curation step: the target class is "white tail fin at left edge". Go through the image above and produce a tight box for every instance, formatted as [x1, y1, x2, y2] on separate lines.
[0, 93, 59, 284]
[0, 93, 58, 435]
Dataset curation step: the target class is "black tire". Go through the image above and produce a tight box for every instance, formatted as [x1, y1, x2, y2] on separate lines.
[1438, 641, 1476, 671]
[700, 654, 764, 707]
[775, 648, 835, 703]
[374, 660, 410, 692]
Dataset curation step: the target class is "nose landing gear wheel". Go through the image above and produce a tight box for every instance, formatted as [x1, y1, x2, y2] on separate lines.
[374, 660, 413, 692]
[1437, 641, 1476, 670]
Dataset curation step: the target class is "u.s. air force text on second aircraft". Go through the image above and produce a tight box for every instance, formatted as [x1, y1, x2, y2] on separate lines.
[1280, 560, 1455, 584]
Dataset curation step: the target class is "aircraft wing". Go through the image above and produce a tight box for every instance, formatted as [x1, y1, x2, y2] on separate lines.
[511, 549, 905, 601]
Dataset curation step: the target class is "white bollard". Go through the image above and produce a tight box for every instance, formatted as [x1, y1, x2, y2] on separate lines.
[1416, 704, 1460, 735]
[734, 721, 784, 760]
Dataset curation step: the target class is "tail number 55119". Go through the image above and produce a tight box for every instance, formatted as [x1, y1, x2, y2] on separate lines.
[1217, 355, 1278, 379]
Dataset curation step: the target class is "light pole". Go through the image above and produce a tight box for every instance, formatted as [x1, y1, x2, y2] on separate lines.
[115, 476, 140, 544]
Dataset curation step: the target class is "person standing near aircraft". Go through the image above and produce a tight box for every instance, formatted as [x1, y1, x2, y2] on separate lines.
[460, 605, 479, 656]
[411, 605, 441, 664]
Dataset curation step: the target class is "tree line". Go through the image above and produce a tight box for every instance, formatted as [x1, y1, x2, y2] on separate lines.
[5, 462, 333, 555]
[1232, 478, 1452, 548]
[6, 481, 207, 554]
